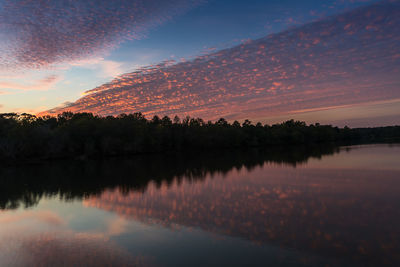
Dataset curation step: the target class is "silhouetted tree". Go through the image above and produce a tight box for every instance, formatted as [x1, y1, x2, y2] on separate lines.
[0, 112, 398, 162]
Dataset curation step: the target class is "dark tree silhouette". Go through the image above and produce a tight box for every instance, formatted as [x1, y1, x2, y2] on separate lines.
[0, 112, 399, 162]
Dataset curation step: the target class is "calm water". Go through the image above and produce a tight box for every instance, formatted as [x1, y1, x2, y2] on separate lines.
[0, 144, 399, 266]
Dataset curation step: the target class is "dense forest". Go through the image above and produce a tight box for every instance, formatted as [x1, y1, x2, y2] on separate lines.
[0, 112, 399, 162]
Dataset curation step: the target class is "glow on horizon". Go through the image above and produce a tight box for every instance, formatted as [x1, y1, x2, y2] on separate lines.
[1, 0, 399, 127]
[41, 1, 400, 127]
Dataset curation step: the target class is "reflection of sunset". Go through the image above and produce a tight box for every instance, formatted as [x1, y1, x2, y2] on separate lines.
[0, 210, 63, 226]
[85, 164, 400, 264]
[0, 233, 147, 266]
[0, 0, 399, 265]
[42, 1, 400, 123]
[0, 145, 399, 266]
[0, 207, 150, 266]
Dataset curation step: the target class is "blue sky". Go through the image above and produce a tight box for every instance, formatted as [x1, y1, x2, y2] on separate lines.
[0, 0, 383, 114]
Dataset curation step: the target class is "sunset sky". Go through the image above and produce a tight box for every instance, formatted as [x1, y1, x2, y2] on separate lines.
[0, 0, 399, 127]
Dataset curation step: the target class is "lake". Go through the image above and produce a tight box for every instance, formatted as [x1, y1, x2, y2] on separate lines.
[0, 144, 399, 266]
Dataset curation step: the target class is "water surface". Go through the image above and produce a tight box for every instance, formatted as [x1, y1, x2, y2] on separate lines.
[0, 144, 399, 266]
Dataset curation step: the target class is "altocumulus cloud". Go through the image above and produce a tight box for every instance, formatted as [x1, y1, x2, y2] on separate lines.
[42, 1, 400, 122]
[0, 0, 202, 70]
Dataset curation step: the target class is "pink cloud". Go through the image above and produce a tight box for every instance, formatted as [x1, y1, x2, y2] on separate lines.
[0, 0, 202, 70]
[0, 75, 61, 91]
[41, 1, 400, 126]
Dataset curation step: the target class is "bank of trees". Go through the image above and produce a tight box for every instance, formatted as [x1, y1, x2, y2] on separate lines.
[0, 112, 399, 161]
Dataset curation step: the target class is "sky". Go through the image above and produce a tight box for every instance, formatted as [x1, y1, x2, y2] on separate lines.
[0, 0, 399, 127]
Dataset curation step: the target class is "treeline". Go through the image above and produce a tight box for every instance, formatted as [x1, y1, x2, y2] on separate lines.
[0, 112, 399, 162]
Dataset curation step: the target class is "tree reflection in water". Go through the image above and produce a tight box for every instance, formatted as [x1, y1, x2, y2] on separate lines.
[1, 144, 399, 266]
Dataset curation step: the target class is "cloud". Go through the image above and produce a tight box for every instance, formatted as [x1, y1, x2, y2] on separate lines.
[70, 58, 125, 78]
[59, 101, 74, 108]
[41, 1, 400, 125]
[0, 75, 61, 91]
[11, 106, 50, 115]
[0, 0, 202, 70]
[253, 98, 400, 127]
